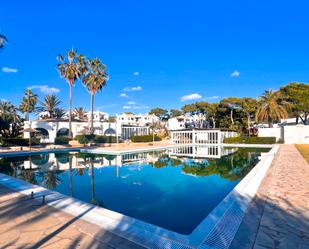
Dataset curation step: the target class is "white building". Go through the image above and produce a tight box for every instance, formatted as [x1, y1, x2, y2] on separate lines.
[116, 113, 159, 126]
[167, 114, 207, 130]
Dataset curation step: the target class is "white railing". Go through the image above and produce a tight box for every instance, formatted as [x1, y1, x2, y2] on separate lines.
[171, 129, 237, 145]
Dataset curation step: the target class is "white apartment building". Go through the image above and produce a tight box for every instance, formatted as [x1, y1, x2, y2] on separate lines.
[167, 114, 207, 130]
[116, 113, 159, 126]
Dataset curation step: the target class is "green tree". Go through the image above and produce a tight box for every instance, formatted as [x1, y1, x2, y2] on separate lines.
[57, 50, 87, 138]
[170, 109, 182, 118]
[256, 90, 288, 128]
[19, 88, 38, 121]
[38, 95, 64, 119]
[149, 108, 169, 120]
[0, 101, 21, 138]
[82, 58, 108, 134]
[239, 98, 259, 136]
[0, 34, 7, 49]
[181, 103, 197, 115]
[74, 107, 87, 121]
[108, 116, 116, 122]
[280, 82, 309, 124]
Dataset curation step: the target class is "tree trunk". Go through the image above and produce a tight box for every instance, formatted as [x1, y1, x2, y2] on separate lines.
[90, 93, 94, 134]
[91, 159, 95, 203]
[69, 84, 73, 139]
[268, 118, 273, 128]
[230, 109, 234, 124]
[211, 117, 216, 128]
[247, 114, 251, 137]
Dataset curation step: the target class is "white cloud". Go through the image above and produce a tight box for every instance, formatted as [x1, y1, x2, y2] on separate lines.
[124, 86, 142, 91]
[30, 85, 60, 94]
[2, 67, 18, 73]
[133, 71, 140, 76]
[181, 93, 202, 102]
[120, 93, 129, 98]
[230, 70, 240, 78]
[122, 101, 148, 110]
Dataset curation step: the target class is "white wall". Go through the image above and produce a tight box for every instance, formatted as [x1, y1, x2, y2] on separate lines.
[258, 127, 282, 142]
[284, 125, 309, 144]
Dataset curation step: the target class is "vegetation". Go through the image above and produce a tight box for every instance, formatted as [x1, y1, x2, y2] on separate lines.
[224, 136, 276, 144]
[0, 34, 7, 49]
[149, 108, 169, 121]
[54, 136, 71, 145]
[57, 49, 87, 138]
[0, 137, 40, 147]
[295, 144, 309, 164]
[75, 134, 118, 144]
[131, 134, 161, 143]
[37, 95, 64, 119]
[82, 58, 108, 134]
[0, 100, 22, 138]
[256, 90, 288, 128]
[19, 88, 38, 121]
[74, 107, 87, 121]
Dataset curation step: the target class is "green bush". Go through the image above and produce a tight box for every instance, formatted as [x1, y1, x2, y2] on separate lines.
[131, 134, 162, 143]
[0, 137, 40, 147]
[54, 136, 71, 145]
[75, 134, 118, 144]
[75, 134, 95, 144]
[224, 136, 276, 144]
[96, 135, 118, 144]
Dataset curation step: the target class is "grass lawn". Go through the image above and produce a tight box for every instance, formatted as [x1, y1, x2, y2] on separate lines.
[296, 144, 309, 164]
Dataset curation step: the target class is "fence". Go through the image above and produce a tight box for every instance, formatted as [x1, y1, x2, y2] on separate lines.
[171, 129, 237, 145]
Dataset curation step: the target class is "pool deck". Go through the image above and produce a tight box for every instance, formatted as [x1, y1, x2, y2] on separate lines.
[0, 185, 144, 249]
[0, 144, 308, 248]
[230, 144, 309, 249]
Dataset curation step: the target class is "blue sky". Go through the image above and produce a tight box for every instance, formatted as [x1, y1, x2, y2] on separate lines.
[0, 0, 309, 115]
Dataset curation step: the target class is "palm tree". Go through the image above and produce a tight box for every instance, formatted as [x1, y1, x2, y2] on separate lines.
[37, 95, 64, 119]
[0, 34, 7, 49]
[82, 58, 108, 134]
[19, 88, 38, 121]
[256, 90, 288, 128]
[57, 49, 87, 138]
[74, 107, 87, 121]
[0, 101, 21, 138]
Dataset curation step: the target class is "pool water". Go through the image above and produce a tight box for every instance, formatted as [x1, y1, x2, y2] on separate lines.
[0, 146, 269, 234]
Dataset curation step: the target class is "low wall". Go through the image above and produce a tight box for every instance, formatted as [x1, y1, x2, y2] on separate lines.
[284, 125, 309, 144]
[258, 127, 282, 142]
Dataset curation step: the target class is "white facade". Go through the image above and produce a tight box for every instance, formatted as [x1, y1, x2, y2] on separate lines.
[24, 120, 119, 143]
[116, 113, 158, 126]
[258, 125, 309, 144]
[167, 115, 206, 130]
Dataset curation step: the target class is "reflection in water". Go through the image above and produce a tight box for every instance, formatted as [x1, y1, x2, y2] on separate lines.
[0, 146, 269, 234]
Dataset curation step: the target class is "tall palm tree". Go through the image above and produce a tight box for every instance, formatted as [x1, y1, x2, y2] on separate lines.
[74, 107, 87, 121]
[37, 95, 64, 119]
[57, 49, 87, 138]
[19, 88, 38, 121]
[82, 58, 108, 134]
[0, 34, 7, 49]
[256, 90, 288, 128]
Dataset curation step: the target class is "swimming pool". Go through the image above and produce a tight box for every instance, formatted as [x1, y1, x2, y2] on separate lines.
[0, 146, 269, 234]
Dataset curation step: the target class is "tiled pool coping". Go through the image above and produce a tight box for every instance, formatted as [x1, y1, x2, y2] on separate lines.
[0, 144, 279, 249]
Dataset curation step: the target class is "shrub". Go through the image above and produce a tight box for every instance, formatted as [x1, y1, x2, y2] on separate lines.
[131, 134, 162, 143]
[223, 136, 276, 144]
[96, 135, 118, 144]
[75, 134, 95, 144]
[75, 134, 118, 144]
[54, 136, 70, 145]
[0, 137, 40, 147]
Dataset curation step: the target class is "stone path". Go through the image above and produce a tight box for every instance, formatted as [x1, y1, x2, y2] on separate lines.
[230, 144, 309, 249]
[0, 185, 144, 249]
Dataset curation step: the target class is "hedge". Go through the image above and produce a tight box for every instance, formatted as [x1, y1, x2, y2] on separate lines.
[54, 136, 71, 145]
[223, 136, 276, 144]
[0, 138, 40, 147]
[131, 134, 162, 143]
[75, 134, 118, 144]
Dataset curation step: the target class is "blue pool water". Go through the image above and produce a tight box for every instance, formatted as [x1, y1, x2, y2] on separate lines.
[0, 146, 268, 234]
